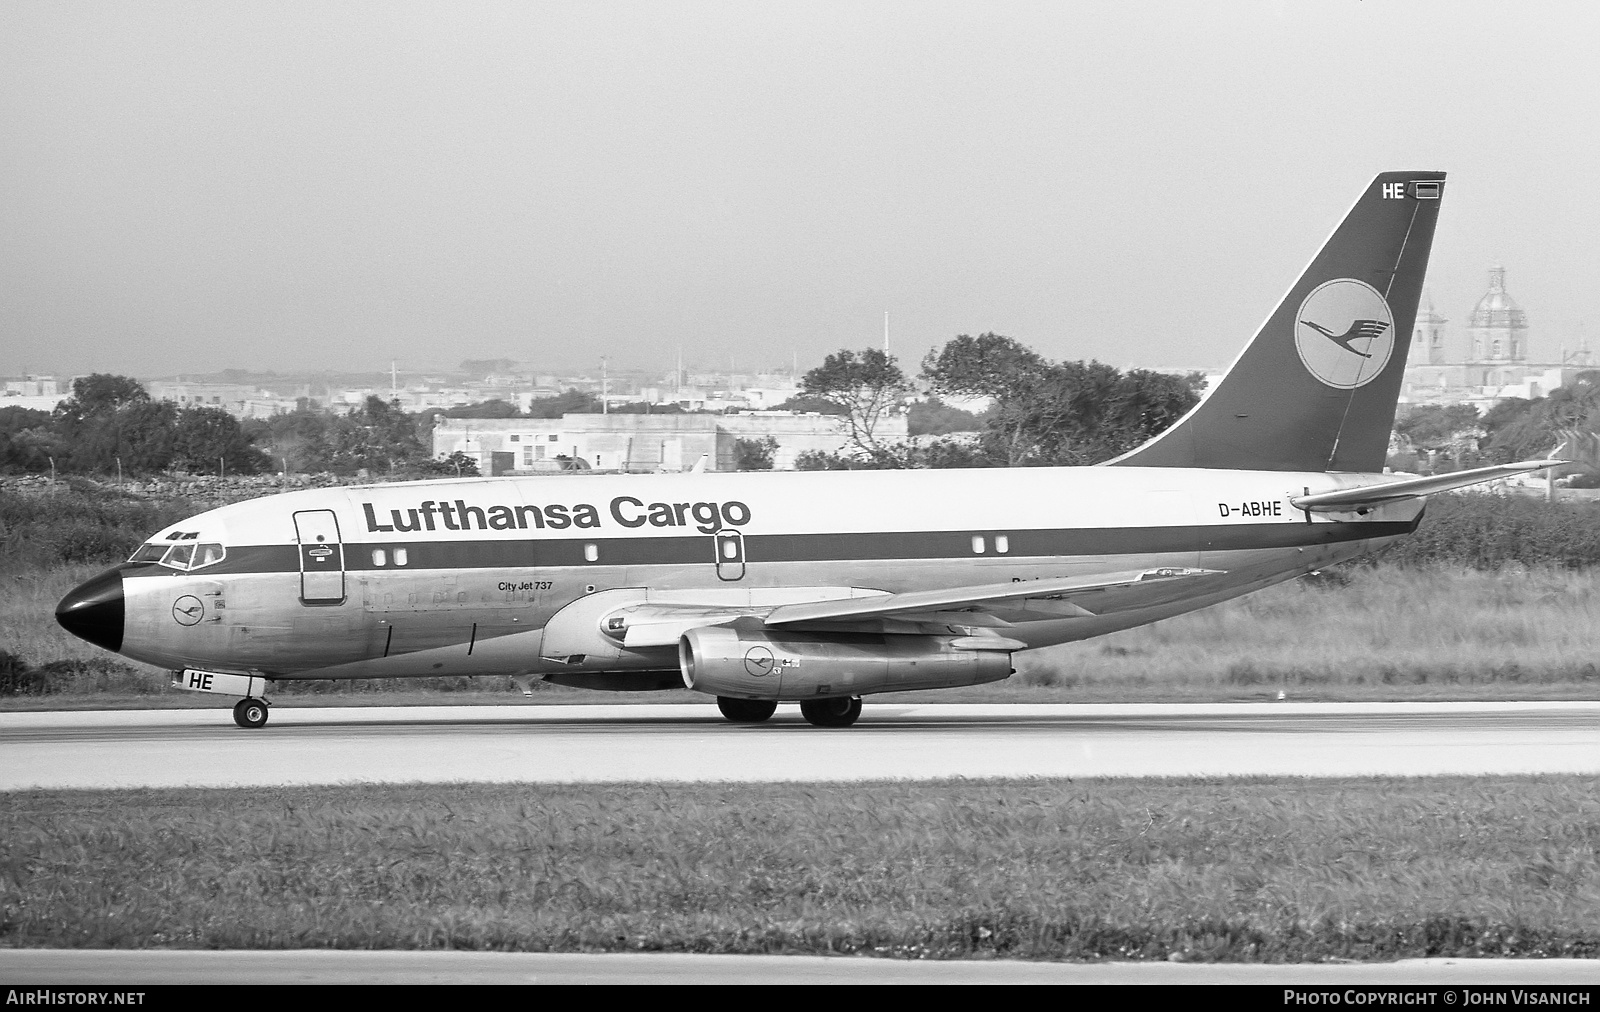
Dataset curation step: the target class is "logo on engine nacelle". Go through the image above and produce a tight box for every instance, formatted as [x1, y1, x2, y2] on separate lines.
[743, 646, 776, 677]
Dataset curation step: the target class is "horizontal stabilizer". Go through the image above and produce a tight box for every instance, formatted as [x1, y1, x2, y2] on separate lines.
[1289, 460, 1565, 512]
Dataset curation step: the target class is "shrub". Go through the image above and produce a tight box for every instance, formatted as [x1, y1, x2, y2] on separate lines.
[1370, 493, 1600, 569]
[0, 651, 47, 696]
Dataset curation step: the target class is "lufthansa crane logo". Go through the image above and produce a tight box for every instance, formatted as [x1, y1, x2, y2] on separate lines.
[743, 646, 776, 677]
[172, 595, 204, 626]
[1293, 278, 1395, 389]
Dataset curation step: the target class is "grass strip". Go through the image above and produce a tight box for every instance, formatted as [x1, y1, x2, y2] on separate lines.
[3, 777, 1597, 961]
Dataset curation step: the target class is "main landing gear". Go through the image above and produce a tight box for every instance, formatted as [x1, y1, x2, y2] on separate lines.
[232, 697, 269, 729]
[714, 695, 864, 727]
[716, 697, 778, 723]
[799, 696, 862, 728]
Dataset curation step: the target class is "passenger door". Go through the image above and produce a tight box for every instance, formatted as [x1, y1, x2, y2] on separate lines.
[714, 529, 746, 581]
[293, 510, 346, 605]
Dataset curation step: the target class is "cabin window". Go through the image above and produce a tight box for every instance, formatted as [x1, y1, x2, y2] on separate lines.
[509, 435, 520, 442]
[372, 549, 387, 567]
[995, 535, 1010, 554]
[584, 543, 599, 562]
[970, 535, 985, 554]
[548, 434, 559, 442]
[393, 548, 409, 567]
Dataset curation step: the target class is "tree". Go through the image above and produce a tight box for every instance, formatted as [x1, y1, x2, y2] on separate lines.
[1479, 372, 1600, 469]
[330, 396, 428, 474]
[525, 389, 603, 418]
[733, 436, 778, 471]
[57, 374, 149, 419]
[921, 333, 1044, 402]
[0, 407, 56, 473]
[907, 398, 983, 436]
[113, 400, 178, 474]
[793, 437, 991, 471]
[254, 408, 338, 473]
[800, 349, 909, 456]
[172, 406, 269, 475]
[773, 394, 846, 415]
[414, 450, 481, 477]
[50, 374, 153, 473]
[1394, 404, 1481, 454]
[445, 399, 520, 419]
[923, 334, 1202, 466]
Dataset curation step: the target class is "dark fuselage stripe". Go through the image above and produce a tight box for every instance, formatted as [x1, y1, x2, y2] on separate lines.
[121, 520, 1419, 578]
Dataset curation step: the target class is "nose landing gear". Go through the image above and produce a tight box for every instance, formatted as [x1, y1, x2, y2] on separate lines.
[232, 697, 270, 728]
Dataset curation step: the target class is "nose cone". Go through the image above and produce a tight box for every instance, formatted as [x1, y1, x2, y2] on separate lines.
[56, 567, 125, 653]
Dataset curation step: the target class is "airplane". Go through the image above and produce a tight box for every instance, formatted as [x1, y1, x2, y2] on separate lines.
[55, 170, 1562, 729]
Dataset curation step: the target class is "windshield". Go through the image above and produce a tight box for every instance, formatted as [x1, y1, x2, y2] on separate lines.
[131, 541, 226, 571]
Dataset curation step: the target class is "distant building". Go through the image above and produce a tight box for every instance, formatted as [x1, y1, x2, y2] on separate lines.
[144, 380, 300, 419]
[1401, 266, 1593, 413]
[0, 375, 66, 412]
[433, 412, 907, 474]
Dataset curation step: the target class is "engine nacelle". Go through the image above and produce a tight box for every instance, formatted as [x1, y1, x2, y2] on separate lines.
[679, 626, 1014, 700]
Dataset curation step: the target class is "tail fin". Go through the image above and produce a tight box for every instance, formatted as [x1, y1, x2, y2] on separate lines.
[1110, 171, 1445, 472]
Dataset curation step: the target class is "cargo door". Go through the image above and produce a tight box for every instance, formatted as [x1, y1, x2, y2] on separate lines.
[714, 529, 746, 581]
[293, 510, 346, 605]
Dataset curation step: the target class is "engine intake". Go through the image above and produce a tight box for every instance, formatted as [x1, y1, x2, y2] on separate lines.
[679, 626, 1013, 700]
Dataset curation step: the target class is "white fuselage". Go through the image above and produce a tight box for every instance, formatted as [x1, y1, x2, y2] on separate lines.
[110, 465, 1422, 683]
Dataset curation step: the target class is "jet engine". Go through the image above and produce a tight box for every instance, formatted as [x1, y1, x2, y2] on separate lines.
[679, 625, 1014, 700]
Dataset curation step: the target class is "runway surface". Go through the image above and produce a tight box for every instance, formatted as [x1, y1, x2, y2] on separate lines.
[3, 700, 1598, 789]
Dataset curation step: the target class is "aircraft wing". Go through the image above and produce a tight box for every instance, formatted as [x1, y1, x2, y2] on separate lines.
[1289, 459, 1565, 513]
[609, 568, 1223, 648]
[761, 567, 1222, 626]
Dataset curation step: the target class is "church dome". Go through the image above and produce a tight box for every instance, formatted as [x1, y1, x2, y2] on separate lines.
[1469, 265, 1527, 329]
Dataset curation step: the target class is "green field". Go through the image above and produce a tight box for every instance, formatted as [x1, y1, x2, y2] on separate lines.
[3, 777, 1596, 960]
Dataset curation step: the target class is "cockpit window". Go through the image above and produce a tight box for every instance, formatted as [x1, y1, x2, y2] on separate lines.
[192, 543, 226, 568]
[135, 542, 226, 571]
[160, 544, 195, 569]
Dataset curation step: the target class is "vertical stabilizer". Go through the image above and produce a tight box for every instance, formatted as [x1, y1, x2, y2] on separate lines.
[1110, 172, 1444, 472]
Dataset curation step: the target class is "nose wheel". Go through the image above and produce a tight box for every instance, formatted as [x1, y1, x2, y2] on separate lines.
[232, 697, 270, 729]
[799, 696, 862, 728]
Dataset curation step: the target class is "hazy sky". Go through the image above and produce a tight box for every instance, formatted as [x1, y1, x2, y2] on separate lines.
[3, 1, 1597, 380]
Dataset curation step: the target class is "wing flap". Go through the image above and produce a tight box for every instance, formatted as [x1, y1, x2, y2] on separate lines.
[603, 569, 1225, 647]
[1290, 459, 1564, 512]
[762, 568, 1223, 626]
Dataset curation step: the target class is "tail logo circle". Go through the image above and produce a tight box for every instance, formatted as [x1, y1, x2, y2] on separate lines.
[1294, 279, 1395, 389]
